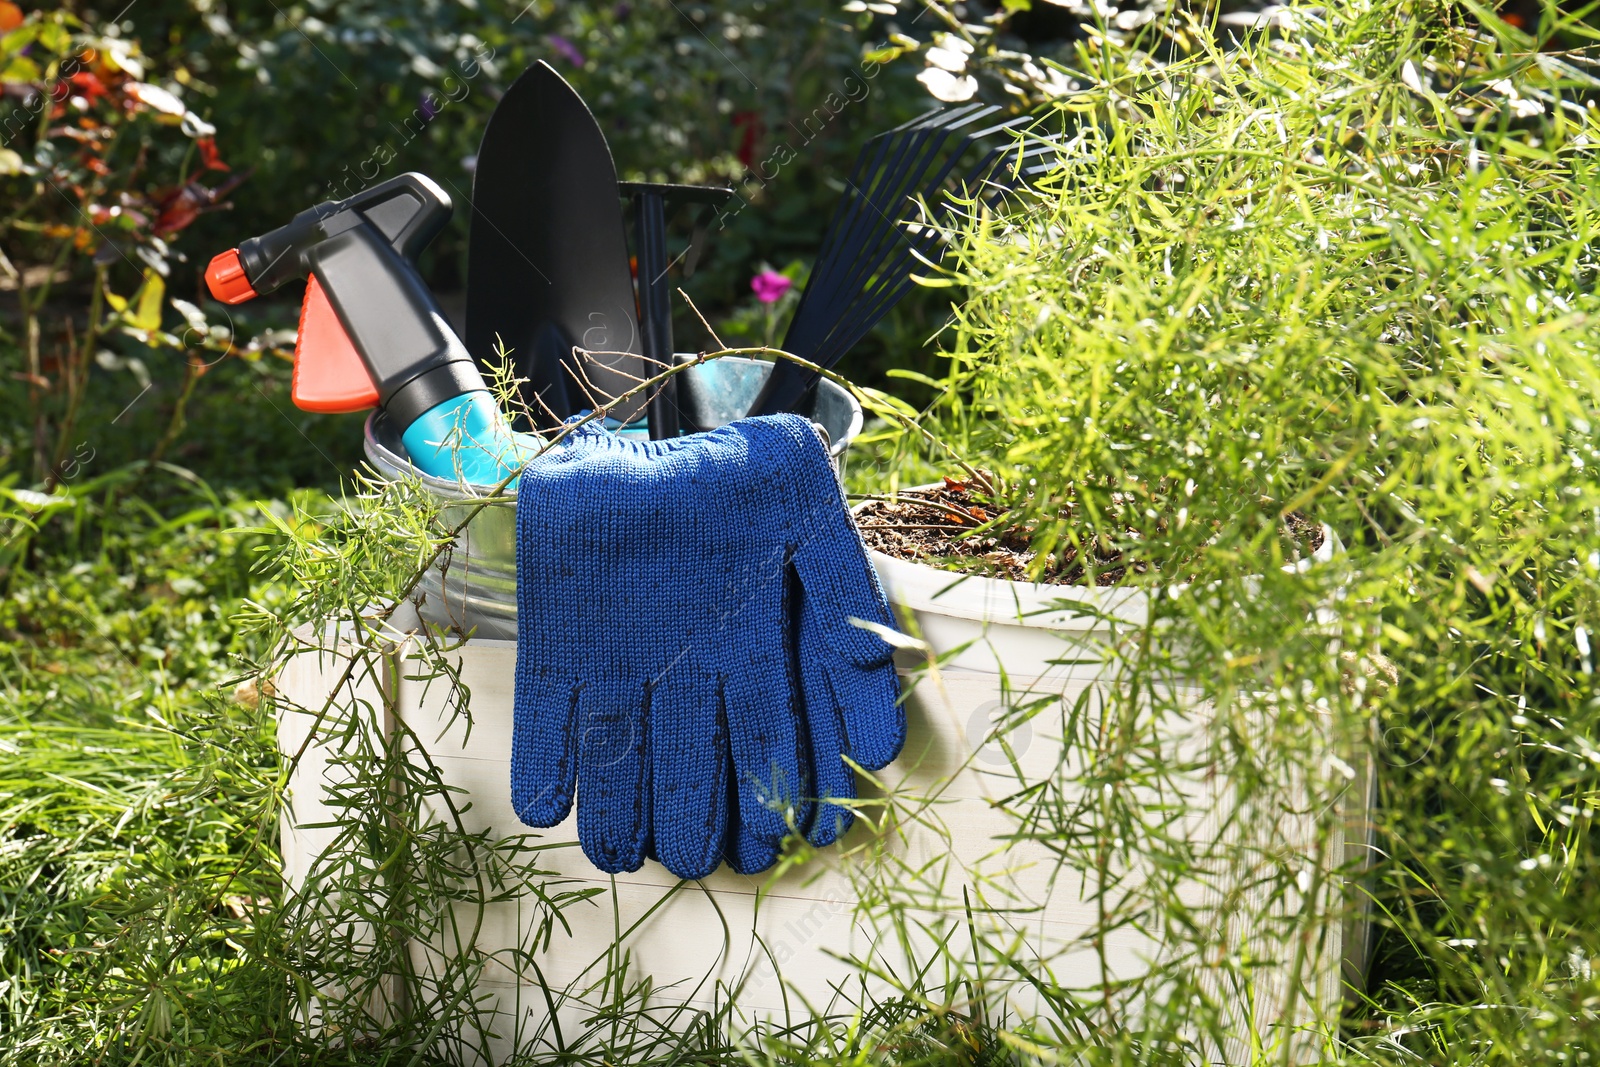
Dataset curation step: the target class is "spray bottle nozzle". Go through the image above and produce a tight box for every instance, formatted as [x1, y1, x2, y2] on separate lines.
[204, 249, 257, 305]
[206, 172, 538, 485]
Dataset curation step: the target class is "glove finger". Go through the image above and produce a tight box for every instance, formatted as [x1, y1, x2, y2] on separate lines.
[799, 654, 856, 848]
[795, 558, 906, 773]
[833, 657, 904, 773]
[510, 670, 581, 828]
[651, 671, 731, 881]
[724, 646, 797, 874]
[723, 642, 812, 849]
[574, 681, 651, 874]
[791, 538, 898, 669]
[726, 810, 782, 875]
[512, 469, 584, 828]
[725, 413, 898, 668]
[775, 419, 901, 670]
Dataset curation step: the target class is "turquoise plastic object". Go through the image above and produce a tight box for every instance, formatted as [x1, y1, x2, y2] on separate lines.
[400, 392, 541, 487]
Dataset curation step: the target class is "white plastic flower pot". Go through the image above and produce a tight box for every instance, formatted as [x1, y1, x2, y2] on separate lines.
[277, 510, 1366, 1065]
[863, 512, 1372, 1053]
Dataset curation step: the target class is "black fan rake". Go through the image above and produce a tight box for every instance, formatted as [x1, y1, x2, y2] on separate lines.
[746, 103, 1059, 416]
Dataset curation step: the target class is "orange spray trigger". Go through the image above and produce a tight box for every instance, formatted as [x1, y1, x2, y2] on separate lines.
[292, 274, 380, 413]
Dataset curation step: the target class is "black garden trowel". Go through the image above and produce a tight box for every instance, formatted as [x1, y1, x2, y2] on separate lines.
[466, 61, 646, 431]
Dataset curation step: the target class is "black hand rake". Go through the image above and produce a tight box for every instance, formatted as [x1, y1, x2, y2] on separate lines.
[745, 104, 1056, 417]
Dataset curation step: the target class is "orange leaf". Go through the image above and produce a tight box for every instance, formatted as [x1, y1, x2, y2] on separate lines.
[68, 72, 111, 102]
[197, 136, 229, 172]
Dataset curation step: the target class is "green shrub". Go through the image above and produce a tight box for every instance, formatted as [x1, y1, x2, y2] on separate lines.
[8, 0, 1600, 1062]
[879, 0, 1600, 1059]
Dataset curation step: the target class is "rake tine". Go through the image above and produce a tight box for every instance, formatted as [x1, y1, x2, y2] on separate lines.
[816, 233, 942, 366]
[934, 131, 1055, 227]
[829, 107, 987, 241]
[905, 111, 1033, 204]
[822, 191, 955, 337]
[795, 150, 977, 354]
[968, 138, 1065, 216]
[779, 130, 977, 387]
[857, 106, 1000, 212]
[781, 110, 952, 353]
[810, 206, 955, 368]
[780, 115, 953, 356]
[817, 137, 1055, 363]
[787, 114, 982, 354]
[753, 107, 1039, 415]
[782, 139, 886, 344]
[853, 109, 1012, 237]
[830, 127, 1035, 320]
[807, 111, 969, 293]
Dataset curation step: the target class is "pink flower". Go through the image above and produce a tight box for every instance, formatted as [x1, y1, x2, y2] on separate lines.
[751, 269, 792, 304]
[547, 34, 585, 66]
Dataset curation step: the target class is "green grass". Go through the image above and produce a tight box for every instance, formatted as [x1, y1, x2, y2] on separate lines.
[0, 471, 291, 1062]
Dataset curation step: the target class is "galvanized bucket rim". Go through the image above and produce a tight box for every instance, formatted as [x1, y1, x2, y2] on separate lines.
[362, 354, 864, 501]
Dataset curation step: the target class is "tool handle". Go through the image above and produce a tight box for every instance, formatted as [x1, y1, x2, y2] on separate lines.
[619, 182, 733, 439]
[633, 189, 678, 440]
[242, 174, 453, 295]
[303, 222, 481, 425]
[618, 181, 734, 206]
[291, 274, 382, 412]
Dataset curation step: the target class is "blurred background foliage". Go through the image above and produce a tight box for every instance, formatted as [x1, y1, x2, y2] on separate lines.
[9, 0, 1584, 490]
[0, 0, 969, 491]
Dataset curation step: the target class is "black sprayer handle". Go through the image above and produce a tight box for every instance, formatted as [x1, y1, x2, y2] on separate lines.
[303, 223, 481, 427]
[207, 173, 484, 431]
[236, 173, 453, 295]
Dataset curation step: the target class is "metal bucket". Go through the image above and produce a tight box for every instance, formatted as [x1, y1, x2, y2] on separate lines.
[363, 355, 865, 639]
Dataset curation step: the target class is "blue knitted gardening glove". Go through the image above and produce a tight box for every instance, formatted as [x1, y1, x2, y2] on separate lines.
[512, 418, 794, 879]
[511, 413, 902, 880]
[721, 415, 904, 866]
[791, 575, 903, 849]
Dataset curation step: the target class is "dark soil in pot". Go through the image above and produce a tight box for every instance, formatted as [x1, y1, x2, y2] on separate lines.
[855, 478, 1326, 587]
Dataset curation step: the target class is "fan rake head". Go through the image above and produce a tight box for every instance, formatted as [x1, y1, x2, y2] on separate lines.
[748, 104, 1059, 417]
